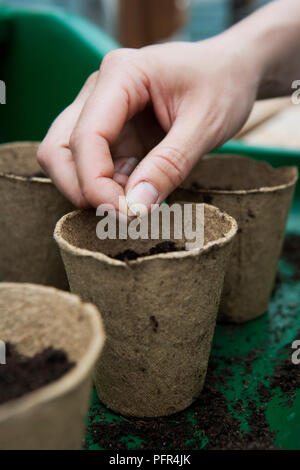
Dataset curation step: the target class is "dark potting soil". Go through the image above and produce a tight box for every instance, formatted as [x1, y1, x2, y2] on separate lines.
[191, 359, 277, 450]
[268, 236, 300, 407]
[270, 332, 300, 407]
[32, 171, 47, 178]
[113, 241, 182, 262]
[0, 343, 75, 405]
[281, 234, 300, 280]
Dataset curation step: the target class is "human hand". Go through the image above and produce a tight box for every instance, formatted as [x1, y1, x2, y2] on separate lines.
[37, 38, 260, 213]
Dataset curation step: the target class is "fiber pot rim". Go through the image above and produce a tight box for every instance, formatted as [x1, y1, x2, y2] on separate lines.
[0, 141, 51, 184]
[181, 157, 298, 196]
[0, 283, 105, 422]
[54, 204, 238, 267]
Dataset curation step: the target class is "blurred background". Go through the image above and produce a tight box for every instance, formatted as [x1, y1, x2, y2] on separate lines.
[7, 0, 273, 47]
[4, 0, 299, 154]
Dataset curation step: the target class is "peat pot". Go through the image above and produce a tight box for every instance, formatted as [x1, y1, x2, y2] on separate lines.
[168, 155, 298, 323]
[0, 142, 73, 288]
[0, 283, 105, 450]
[54, 203, 237, 417]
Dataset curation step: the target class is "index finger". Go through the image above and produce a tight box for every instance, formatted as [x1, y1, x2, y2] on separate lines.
[70, 50, 150, 211]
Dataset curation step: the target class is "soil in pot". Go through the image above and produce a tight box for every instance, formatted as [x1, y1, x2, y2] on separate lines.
[0, 283, 105, 450]
[113, 241, 181, 261]
[0, 343, 75, 405]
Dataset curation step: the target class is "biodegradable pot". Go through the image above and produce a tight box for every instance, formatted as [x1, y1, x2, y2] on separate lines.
[0, 142, 73, 289]
[168, 155, 298, 323]
[0, 283, 105, 450]
[54, 203, 238, 417]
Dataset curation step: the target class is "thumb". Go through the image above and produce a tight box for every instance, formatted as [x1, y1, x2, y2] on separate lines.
[125, 119, 207, 214]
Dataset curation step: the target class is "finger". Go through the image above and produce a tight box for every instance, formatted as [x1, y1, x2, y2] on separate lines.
[113, 172, 128, 188]
[111, 121, 144, 163]
[112, 121, 142, 187]
[125, 115, 209, 214]
[113, 156, 139, 189]
[70, 49, 150, 210]
[38, 110, 89, 208]
[114, 157, 138, 175]
[37, 73, 98, 207]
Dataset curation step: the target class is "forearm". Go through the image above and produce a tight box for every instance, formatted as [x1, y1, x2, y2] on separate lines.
[223, 0, 300, 99]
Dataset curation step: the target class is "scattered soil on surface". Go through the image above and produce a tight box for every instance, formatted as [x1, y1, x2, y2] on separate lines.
[87, 358, 278, 450]
[257, 383, 273, 403]
[271, 332, 300, 407]
[261, 235, 300, 408]
[281, 235, 300, 280]
[0, 343, 75, 405]
[113, 241, 182, 262]
[192, 363, 277, 450]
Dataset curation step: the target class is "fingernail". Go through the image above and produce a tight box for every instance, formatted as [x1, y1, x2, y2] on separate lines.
[126, 182, 159, 216]
[117, 157, 138, 176]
